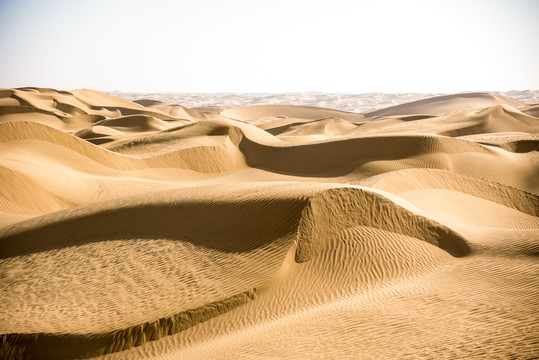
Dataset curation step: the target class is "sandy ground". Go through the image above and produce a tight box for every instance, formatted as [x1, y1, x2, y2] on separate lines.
[0, 88, 538, 359]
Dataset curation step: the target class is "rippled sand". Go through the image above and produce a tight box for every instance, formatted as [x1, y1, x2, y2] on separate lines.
[0, 88, 538, 359]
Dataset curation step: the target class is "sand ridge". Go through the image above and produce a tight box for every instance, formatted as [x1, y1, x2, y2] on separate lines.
[0, 88, 538, 359]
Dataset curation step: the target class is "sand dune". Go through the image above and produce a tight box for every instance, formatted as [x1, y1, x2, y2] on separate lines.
[0, 88, 538, 359]
[362, 92, 522, 117]
[109, 90, 539, 113]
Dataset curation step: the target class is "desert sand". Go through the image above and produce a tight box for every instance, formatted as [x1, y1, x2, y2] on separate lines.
[0, 87, 538, 359]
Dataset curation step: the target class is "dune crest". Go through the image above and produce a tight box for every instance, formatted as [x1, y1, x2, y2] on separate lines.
[0, 88, 538, 359]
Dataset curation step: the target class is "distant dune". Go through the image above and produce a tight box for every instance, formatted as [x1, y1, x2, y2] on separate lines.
[109, 90, 539, 113]
[0, 88, 538, 359]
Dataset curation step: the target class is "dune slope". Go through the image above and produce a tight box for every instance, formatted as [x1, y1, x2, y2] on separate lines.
[0, 88, 538, 360]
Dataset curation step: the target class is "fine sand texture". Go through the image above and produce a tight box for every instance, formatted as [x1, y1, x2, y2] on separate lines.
[0, 88, 538, 359]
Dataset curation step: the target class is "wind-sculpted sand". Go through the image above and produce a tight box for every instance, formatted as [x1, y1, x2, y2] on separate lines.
[0, 88, 538, 359]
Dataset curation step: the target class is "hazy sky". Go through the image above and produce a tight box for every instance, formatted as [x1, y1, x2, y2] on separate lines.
[0, 0, 538, 93]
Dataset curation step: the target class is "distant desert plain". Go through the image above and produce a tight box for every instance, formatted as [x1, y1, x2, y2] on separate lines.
[0, 88, 538, 359]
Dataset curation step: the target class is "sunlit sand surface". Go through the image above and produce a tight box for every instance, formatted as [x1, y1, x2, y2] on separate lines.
[1, 88, 538, 359]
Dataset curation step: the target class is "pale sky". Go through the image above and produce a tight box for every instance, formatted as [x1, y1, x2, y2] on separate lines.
[0, 0, 538, 93]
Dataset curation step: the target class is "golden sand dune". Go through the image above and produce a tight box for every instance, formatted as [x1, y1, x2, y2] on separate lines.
[362, 92, 522, 117]
[0, 88, 538, 359]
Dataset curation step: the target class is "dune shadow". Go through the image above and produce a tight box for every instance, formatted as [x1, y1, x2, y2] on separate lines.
[0, 199, 306, 259]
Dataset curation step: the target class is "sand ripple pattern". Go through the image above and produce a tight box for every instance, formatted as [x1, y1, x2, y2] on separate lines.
[0, 88, 538, 359]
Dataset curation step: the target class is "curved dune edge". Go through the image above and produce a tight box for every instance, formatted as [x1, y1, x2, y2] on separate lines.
[1, 89, 538, 359]
[0, 121, 249, 174]
[0, 185, 470, 260]
[4, 87, 185, 122]
[295, 187, 470, 262]
[0, 185, 470, 359]
[366, 168, 539, 217]
[362, 92, 522, 118]
[0, 289, 256, 360]
[1, 118, 526, 207]
[1, 117, 536, 190]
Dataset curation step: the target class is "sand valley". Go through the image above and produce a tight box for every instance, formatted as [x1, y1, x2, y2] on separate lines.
[0, 88, 538, 359]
